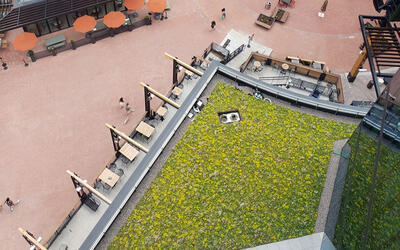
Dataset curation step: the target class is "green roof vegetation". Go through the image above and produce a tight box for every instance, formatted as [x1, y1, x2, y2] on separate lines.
[109, 83, 356, 249]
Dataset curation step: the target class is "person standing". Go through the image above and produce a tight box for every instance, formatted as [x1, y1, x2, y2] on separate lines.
[247, 33, 254, 48]
[221, 8, 226, 20]
[5, 197, 20, 212]
[211, 21, 216, 30]
[119, 97, 125, 109]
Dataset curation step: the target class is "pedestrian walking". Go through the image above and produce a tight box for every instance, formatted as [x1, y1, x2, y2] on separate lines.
[124, 102, 134, 124]
[161, 10, 168, 20]
[318, 0, 328, 17]
[211, 21, 216, 30]
[247, 33, 254, 48]
[4, 197, 20, 212]
[221, 8, 226, 20]
[119, 97, 125, 109]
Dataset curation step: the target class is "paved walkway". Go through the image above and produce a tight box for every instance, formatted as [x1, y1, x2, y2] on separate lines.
[0, 1, 377, 249]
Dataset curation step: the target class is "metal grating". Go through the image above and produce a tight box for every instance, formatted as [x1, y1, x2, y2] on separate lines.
[360, 15, 400, 97]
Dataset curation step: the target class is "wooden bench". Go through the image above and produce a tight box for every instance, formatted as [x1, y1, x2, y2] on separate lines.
[45, 34, 66, 50]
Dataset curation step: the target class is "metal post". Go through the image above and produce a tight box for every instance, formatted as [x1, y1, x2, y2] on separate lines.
[173, 59, 178, 86]
[109, 129, 120, 151]
[144, 87, 154, 118]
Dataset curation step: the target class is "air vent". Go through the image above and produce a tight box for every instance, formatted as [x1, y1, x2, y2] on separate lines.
[218, 110, 241, 124]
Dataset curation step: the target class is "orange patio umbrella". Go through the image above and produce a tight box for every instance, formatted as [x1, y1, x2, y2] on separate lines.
[73, 15, 96, 33]
[13, 32, 38, 51]
[103, 11, 126, 28]
[147, 0, 167, 13]
[124, 0, 144, 10]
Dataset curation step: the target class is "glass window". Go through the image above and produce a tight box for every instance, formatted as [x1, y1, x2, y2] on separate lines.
[97, 4, 106, 18]
[37, 20, 50, 36]
[87, 7, 98, 18]
[77, 9, 87, 17]
[106, 1, 115, 13]
[57, 15, 69, 29]
[115, 0, 126, 11]
[67, 12, 77, 26]
[48, 17, 61, 33]
[24, 23, 40, 37]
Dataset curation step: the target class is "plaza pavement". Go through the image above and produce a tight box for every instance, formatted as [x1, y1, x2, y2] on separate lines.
[0, 0, 378, 249]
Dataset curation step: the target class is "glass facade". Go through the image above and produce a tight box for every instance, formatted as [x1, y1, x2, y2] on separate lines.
[334, 87, 400, 249]
[22, 1, 127, 37]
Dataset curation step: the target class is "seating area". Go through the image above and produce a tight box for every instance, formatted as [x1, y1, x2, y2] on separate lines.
[255, 2, 292, 29]
[241, 52, 344, 103]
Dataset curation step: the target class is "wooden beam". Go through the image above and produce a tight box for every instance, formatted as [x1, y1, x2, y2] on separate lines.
[164, 52, 204, 76]
[105, 123, 149, 153]
[139, 82, 180, 109]
[18, 228, 47, 250]
[66, 170, 112, 205]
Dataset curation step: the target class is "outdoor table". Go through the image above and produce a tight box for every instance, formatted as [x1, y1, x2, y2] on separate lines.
[172, 86, 182, 99]
[185, 70, 194, 78]
[282, 63, 289, 70]
[156, 106, 168, 120]
[136, 121, 155, 139]
[98, 168, 120, 188]
[119, 143, 139, 161]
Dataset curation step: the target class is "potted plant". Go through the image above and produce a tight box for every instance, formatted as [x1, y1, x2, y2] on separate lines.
[71, 40, 76, 50]
[49, 46, 56, 56]
[144, 15, 152, 25]
[27, 50, 36, 62]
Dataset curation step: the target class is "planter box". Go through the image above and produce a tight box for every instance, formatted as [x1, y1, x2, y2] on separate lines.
[255, 13, 275, 29]
[272, 7, 289, 23]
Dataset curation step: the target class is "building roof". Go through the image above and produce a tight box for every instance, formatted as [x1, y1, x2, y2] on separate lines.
[0, 0, 111, 33]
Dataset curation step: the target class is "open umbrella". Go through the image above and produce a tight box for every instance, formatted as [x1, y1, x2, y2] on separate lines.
[147, 0, 167, 13]
[124, 0, 144, 10]
[12, 32, 38, 51]
[103, 11, 126, 28]
[73, 15, 96, 33]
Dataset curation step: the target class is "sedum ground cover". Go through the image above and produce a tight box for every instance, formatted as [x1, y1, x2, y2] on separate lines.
[109, 83, 356, 249]
[335, 129, 400, 249]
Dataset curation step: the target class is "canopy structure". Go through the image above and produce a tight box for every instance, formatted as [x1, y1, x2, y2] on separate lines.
[12, 32, 38, 50]
[124, 0, 144, 10]
[73, 15, 96, 33]
[147, 0, 167, 12]
[103, 11, 126, 28]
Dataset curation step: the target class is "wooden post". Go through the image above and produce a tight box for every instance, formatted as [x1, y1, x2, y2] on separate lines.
[164, 52, 204, 76]
[139, 82, 180, 109]
[66, 170, 112, 205]
[18, 228, 47, 250]
[105, 123, 149, 153]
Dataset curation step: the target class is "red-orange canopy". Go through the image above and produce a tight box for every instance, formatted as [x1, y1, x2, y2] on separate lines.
[103, 11, 126, 28]
[73, 15, 96, 33]
[124, 0, 144, 10]
[12, 32, 38, 51]
[147, 0, 167, 13]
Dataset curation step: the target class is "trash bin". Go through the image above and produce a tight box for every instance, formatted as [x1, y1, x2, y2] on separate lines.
[266, 2, 272, 9]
